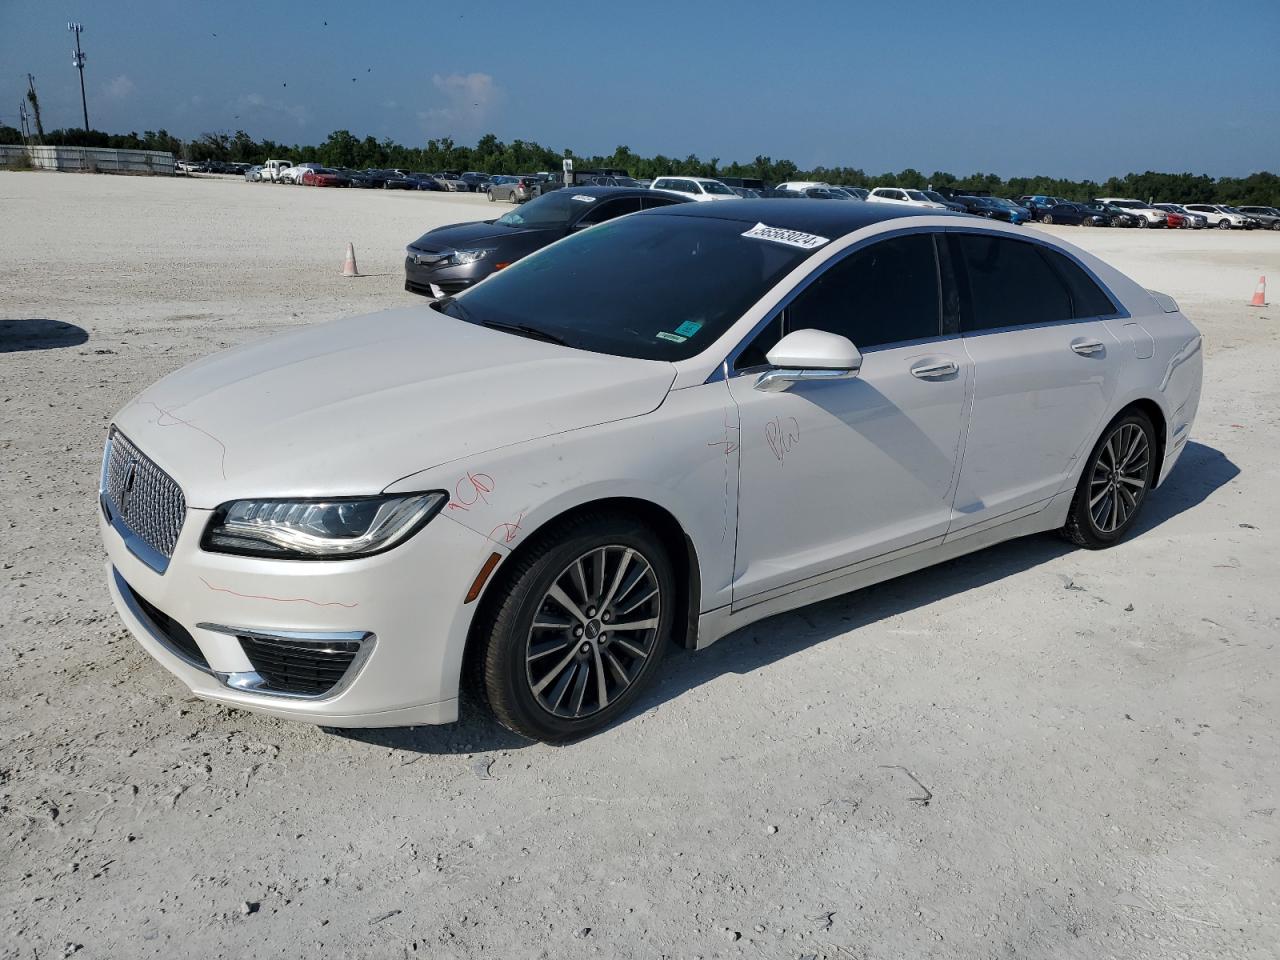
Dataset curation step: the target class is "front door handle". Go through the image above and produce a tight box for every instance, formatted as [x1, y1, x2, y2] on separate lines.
[910, 360, 958, 379]
[1071, 338, 1105, 355]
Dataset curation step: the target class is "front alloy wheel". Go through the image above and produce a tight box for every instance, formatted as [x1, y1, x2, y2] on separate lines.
[1061, 411, 1156, 548]
[475, 512, 674, 741]
[525, 546, 662, 720]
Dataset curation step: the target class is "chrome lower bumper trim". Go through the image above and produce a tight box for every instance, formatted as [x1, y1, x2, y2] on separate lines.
[197, 623, 376, 701]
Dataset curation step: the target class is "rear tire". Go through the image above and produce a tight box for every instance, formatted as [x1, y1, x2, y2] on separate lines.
[1060, 410, 1156, 549]
[475, 512, 675, 742]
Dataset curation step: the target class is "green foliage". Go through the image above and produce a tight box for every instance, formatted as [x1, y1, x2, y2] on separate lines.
[11, 123, 1279, 205]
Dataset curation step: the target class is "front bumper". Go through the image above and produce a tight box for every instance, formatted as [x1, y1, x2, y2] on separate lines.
[100, 499, 501, 727]
[404, 253, 492, 298]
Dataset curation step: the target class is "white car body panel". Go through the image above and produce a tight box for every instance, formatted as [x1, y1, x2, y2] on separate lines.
[100, 214, 1203, 726]
[113, 309, 676, 508]
[726, 338, 972, 601]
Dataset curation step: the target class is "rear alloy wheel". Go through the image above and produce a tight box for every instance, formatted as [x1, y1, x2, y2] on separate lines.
[1061, 411, 1156, 549]
[476, 513, 674, 742]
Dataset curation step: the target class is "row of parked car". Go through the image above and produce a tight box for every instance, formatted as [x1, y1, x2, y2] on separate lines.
[235, 159, 1280, 231]
[638, 179, 1280, 231]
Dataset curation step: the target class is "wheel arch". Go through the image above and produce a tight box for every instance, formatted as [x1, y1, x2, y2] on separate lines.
[1109, 397, 1168, 485]
[465, 496, 703, 677]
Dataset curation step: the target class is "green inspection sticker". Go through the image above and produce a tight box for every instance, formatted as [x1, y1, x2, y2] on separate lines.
[655, 331, 687, 343]
[674, 320, 703, 337]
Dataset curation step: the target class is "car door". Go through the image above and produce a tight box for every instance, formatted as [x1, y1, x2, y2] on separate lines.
[727, 231, 973, 605]
[946, 231, 1125, 534]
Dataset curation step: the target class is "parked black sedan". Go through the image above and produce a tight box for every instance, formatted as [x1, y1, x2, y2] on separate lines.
[1082, 202, 1139, 227]
[1039, 202, 1111, 226]
[404, 186, 690, 298]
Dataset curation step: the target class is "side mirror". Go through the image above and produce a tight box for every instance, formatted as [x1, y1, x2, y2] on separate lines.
[755, 329, 862, 393]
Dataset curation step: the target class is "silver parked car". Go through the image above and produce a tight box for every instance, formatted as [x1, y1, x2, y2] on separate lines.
[487, 175, 539, 203]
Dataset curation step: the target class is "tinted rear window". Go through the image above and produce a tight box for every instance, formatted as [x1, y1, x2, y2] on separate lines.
[437, 214, 812, 361]
[955, 234, 1072, 331]
[1041, 248, 1118, 318]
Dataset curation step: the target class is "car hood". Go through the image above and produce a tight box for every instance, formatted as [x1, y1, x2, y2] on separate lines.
[410, 220, 556, 251]
[112, 307, 676, 507]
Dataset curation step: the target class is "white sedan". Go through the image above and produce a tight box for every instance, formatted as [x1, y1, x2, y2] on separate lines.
[865, 187, 950, 210]
[99, 203, 1203, 742]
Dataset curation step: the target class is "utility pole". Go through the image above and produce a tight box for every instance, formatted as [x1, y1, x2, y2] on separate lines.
[68, 22, 89, 132]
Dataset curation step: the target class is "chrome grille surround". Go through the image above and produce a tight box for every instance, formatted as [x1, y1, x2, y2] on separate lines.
[101, 428, 187, 573]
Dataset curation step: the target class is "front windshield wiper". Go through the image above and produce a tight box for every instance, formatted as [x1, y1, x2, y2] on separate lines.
[479, 319, 571, 347]
[434, 296, 570, 347]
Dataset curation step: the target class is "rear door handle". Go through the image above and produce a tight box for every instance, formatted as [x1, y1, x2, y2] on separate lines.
[910, 360, 958, 379]
[1071, 339, 1105, 355]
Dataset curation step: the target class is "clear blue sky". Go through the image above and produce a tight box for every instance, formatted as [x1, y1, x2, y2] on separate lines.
[2, 0, 1277, 179]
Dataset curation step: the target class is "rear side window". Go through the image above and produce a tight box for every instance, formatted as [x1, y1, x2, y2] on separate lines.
[954, 234, 1072, 331]
[579, 196, 643, 225]
[1040, 248, 1117, 319]
[786, 233, 942, 349]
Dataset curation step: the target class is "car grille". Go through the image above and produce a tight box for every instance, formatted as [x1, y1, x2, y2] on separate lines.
[238, 634, 366, 696]
[102, 429, 187, 564]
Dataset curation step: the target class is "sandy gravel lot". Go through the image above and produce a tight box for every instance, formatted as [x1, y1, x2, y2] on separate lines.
[2, 172, 1278, 960]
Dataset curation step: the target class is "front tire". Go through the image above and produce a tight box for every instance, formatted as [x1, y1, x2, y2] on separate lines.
[1061, 411, 1156, 549]
[487, 190, 494, 202]
[475, 512, 675, 742]
[1043, 214, 1055, 225]
[1217, 219, 1232, 230]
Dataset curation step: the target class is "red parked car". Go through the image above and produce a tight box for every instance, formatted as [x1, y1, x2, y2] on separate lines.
[301, 168, 350, 187]
[1161, 209, 1187, 228]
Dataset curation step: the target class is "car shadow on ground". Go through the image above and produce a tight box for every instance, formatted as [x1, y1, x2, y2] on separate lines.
[338, 441, 1237, 756]
[0, 318, 90, 353]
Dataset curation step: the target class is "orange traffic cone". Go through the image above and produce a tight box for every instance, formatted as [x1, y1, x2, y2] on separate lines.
[342, 242, 359, 278]
[1249, 275, 1267, 307]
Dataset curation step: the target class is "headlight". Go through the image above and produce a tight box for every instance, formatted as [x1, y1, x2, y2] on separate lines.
[449, 249, 489, 266]
[202, 492, 447, 559]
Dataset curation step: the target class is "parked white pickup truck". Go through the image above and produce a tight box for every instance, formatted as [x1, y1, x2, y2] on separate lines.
[260, 159, 293, 182]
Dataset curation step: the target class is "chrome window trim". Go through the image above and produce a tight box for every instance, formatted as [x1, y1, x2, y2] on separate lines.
[707, 224, 953, 383]
[197, 622, 377, 702]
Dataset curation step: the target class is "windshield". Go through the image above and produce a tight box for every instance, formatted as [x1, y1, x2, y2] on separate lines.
[905, 190, 929, 201]
[700, 180, 736, 195]
[434, 214, 813, 361]
[496, 190, 592, 228]
[922, 191, 947, 203]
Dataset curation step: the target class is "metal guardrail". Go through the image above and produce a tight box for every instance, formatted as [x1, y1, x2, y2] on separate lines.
[0, 144, 176, 174]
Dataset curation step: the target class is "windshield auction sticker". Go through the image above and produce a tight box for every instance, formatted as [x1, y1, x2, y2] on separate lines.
[741, 222, 830, 249]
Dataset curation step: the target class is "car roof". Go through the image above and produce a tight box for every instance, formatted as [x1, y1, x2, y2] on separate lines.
[560, 185, 679, 200]
[636, 198, 966, 235]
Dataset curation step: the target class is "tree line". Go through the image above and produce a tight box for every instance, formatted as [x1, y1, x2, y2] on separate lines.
[3, 123, 1278, 206]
